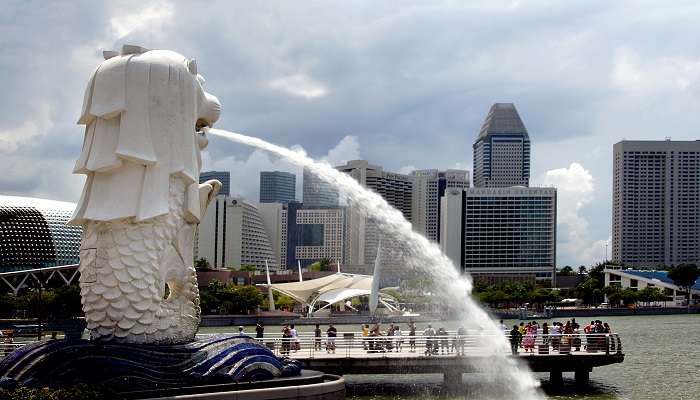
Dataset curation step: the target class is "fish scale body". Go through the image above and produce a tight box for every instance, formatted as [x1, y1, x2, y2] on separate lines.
[78, 176, 201, 344]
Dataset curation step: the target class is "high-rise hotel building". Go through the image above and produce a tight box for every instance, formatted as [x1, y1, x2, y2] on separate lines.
[336, 160, 413, 285]
[473, 103, 530, 188]
[441, 187, 557, 283]
[438, 102, 556, 284]
[411, 169, 469, 242]
[612, 140, 700, 267]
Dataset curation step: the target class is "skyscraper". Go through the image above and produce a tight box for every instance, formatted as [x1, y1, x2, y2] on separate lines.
[303, 167, 339, 208]
[612, 140, 700, 267]
[336, 160, 413, 285]
[259, 171, 296, 204]
[441, 187, 556, 284]
[199, 170, 231, 197]
[411, 169, 469, 242]
[195, 196, 277, 270]
[284, 202, 345, 268]
[473, 103, 530, 188]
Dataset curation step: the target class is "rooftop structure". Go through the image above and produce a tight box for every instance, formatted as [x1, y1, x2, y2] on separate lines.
[473, 103, 531, 188]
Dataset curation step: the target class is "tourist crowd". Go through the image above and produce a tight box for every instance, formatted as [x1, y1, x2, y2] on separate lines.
[504, 319, 614, 355]
[245, 319, 616, 356]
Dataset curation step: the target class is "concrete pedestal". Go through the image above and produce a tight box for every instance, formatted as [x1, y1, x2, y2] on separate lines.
[443, 370, 463, 392]
[575, 368, 590, 386]
[549, 370, 563, 386]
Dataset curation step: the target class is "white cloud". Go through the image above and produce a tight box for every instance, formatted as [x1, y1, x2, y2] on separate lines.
[541, 163, 607, 266]
[269, 74, 328, 99]
[611, 47, 700, 92]
[0, 103, 52, 153]
[321, 135, 361, 166]
[397, 165, 418, 175]
[110, 0, 174, 39]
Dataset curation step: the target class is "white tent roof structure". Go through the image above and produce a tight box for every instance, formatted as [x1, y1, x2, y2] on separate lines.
[266, 272, 397, 316]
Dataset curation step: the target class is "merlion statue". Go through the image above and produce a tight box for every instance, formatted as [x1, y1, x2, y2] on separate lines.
[69, 45, 222, 344]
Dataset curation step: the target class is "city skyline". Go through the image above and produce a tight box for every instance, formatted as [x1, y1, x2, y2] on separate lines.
[3, 2, 700, 267]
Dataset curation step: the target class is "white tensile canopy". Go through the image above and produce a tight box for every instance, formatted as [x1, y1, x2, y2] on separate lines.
[267, 272, 397, 316]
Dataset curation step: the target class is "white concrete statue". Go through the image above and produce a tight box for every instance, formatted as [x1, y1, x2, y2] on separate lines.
[69, 45, 222, 344]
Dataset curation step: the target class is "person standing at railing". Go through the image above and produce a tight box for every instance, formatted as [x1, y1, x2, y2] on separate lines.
[438, 327, 449, 355]
[550, 322, 561, 351]
[290, 324, 300, 352]
[455, 325, 466, 356]
[408, 322, 417, 353]
[423, 324, 436, 356]
[326, 324, 337, 354]
[518, 322, 526, 348]
[362, 324, 369, 350]
[541, 322, 549, 350]
[256, 321, 264, 339]
[509, 325, 521, 355]
[281, 325, 292, 356]
[394, 325, 403, 352]
[522, 323, 535, 353]
[385, 324, 394, 352]
[314, 324, 322, 351]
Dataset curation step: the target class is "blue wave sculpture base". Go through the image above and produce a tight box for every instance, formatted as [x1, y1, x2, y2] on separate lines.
[0, 334, 301, 392]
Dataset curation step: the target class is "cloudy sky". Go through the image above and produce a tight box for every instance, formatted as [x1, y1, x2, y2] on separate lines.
[2, 0, 700, 267]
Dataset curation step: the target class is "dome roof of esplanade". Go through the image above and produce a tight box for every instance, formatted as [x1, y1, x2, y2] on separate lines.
[0, 195, 81, 273]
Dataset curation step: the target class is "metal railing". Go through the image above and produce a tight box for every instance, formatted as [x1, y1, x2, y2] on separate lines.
[0, 332, 622, 360]
[227, 331, 622, 359]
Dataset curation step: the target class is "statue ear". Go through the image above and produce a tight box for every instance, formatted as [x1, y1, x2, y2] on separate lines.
[187, 58, 198, 75]
[103, 50, 119, 60]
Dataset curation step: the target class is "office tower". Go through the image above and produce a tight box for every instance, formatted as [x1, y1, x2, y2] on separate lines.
[195, 196, 277, 270]
[336, 160, 413, 285]
[441, 187, 557, 284]
[612, 140, 700, 267]
[473, 103, 531, 187]
[284, 202, 345, 268]
[257, 202, 287, 269]
[411, 169, 469, 242]
[303, 167, 339, 208]
[259, 171, 296, 204]
[199, 170, 231, 197]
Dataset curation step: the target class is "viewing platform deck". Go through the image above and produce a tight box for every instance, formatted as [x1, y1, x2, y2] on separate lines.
[260, 332, 624, 390]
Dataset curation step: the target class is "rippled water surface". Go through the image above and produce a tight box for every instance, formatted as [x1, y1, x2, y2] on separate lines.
[339, 314, 699, 400]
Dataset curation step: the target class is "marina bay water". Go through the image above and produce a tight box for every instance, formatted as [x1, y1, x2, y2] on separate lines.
[206, 127, 542, 399]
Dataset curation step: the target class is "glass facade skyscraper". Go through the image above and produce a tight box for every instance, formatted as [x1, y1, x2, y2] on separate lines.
[303, 167, 339, 208]
[259, 171, 296, 204]
[199, 171, 231, 197]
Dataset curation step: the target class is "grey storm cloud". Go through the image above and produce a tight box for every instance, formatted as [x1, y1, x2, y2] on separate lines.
[2, 0, 700, 266]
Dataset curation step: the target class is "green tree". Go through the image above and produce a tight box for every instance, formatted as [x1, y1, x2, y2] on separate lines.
[560, 266, 574, 276]
[194, 258, 211, 270]
[578, 266, 588, 275]
[637, 286, 665, 306]
[668, 264, 699, 310]
[230, 285, 264, 314]
[620, 288, 638, 305]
